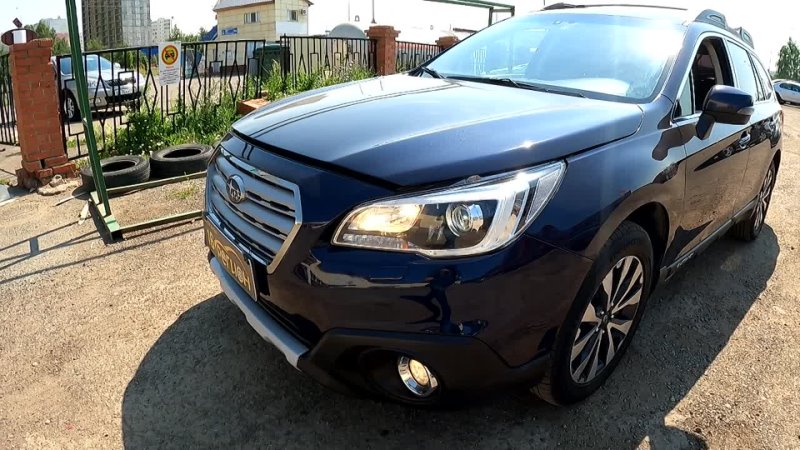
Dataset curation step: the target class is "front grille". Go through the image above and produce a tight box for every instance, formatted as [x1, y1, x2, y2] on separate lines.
[208, 149, 301, 272]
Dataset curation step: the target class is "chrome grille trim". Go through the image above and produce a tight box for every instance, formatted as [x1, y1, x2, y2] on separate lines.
[208, 148, 303, 273]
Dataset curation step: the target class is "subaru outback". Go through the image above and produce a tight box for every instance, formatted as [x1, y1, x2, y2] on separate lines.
[204, 4, 782, 405]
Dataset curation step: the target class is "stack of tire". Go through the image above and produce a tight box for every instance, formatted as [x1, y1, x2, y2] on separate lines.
[80, 144, 214, 189]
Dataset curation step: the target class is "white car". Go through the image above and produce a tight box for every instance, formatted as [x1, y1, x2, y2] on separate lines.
[52, 55, 147, 122]
[773, 80, 800, 105]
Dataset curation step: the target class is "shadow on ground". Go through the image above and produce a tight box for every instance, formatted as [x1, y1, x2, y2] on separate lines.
[121, 227, 779, 449]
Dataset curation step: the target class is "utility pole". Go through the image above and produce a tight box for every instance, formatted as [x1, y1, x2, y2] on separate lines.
[371, 0, 377, 24]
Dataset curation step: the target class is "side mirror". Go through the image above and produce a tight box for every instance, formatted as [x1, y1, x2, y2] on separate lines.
[697, 85, 754, 139]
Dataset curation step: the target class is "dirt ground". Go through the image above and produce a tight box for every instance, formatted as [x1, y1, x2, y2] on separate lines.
[2, 110, 800, 450]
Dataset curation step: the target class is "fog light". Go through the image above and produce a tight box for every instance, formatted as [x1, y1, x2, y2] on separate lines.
[397, 356, 439, 397]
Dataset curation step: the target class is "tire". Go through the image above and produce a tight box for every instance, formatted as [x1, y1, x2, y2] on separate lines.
[150, 144, 214, 179]
[777, 94, 786, 105]
[80, 155, 150, 190]
[730, 161, 777, 241]
[63, 91, 80, 122]
[532, 221, 653, 406]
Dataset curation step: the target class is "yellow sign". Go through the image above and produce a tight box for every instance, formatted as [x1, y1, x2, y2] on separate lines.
[157, 41, 181, 87]
[160, 44, 179, 65]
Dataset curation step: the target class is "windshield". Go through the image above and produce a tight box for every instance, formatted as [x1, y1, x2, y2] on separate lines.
[427, 13, 686, 102]
[59, 55, 113, 74]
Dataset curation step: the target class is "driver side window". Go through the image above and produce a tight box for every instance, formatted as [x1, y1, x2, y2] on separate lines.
[675, 37, 735, 118]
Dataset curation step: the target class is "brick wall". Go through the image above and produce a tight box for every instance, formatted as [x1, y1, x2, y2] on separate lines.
[9, 39, 76, 187]
[366, 26, 400, 76]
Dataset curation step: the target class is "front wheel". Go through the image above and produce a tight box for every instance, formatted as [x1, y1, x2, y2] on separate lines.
[63, 91, 80, 122]
[533, 221, 653, 405]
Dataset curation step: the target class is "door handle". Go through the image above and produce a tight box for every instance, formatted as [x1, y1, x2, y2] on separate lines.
[738, 131, 751, 149]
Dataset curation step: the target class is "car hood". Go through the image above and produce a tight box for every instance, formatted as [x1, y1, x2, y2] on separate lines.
[233, 75, 643, 186]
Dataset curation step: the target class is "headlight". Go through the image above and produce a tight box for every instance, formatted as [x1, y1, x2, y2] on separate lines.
[332, 161, 565, 257]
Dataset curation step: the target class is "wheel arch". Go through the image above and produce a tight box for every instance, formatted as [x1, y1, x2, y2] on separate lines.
[585, 197, 673, 291]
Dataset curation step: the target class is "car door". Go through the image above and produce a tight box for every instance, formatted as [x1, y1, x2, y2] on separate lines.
[674, 36, 752, 256]
[740, 52, 781, 206]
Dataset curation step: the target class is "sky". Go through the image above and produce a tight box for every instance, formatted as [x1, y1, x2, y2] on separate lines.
[3, 0, 799, 68]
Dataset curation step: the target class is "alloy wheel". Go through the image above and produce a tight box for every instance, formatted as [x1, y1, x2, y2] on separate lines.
[753, 165, 774, 232]
[570, 255, 644, 384]
[65, 96, 76, 119]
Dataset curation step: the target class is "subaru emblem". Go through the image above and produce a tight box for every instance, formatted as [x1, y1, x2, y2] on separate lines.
[226, 175, 246, 204]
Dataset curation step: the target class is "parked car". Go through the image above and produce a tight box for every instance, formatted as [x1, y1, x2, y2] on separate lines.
[773, 80, 800, 105]
[53, 55, 147, 121]
[204, 5, 782, 406]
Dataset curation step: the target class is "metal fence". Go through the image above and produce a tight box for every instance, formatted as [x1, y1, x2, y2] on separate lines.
[0, 54, 18, 146]
[56, 40, 267, 160]
[396, 41, 441, 72]
[280, 35, 376, 85]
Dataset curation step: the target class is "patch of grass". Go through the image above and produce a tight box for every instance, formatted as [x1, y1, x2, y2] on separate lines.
[170, 182, 199, 201]
[105, 93, 238, 157]
[0, 178, 10, 186]
[265, 61, 375, 101]
[74, 158, 90, 170]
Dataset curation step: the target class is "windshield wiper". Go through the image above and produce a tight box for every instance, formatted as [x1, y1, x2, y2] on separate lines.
[417, 66, 444, 79]
[448, 75, 587, 98]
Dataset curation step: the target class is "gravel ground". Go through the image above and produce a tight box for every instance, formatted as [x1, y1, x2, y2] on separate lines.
[2, 110, 800, 449]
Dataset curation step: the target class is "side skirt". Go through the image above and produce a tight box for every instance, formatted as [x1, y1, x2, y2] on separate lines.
[659, 197, 757, 282]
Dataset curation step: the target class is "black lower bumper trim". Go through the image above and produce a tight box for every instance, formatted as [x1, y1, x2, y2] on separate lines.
[297, 328, 550, 399]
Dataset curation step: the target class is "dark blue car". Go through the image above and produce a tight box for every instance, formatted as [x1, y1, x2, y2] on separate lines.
[204, 4, 782, 405]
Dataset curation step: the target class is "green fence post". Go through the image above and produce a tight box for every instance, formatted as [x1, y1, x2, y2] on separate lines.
[65, 0, 112, 216]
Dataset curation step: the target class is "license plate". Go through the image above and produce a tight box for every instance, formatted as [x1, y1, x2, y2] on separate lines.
[205, 218, 257, 300]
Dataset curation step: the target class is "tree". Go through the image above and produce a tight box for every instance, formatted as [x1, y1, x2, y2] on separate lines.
[24, 20, 70, 56]
[169, 25, 200, 43]
[86, 38, 105, 51]
[775, 38, 800, 81]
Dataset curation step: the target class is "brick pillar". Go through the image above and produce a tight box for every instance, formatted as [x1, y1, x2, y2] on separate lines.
[9, 39, 76, 187]
[366, 26, 400, 76]
[436, 35, 460, 52]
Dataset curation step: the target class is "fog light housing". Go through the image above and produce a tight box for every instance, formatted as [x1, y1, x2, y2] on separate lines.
[397, 356, 439, 397]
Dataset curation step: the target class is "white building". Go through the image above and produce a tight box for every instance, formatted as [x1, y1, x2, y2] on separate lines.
[42, 17, 69, 34]
[151, 17, 172, 44]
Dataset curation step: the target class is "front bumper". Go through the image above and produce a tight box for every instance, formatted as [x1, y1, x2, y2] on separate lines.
[204, 133, 594, 400]
[210, 255, 551, 399]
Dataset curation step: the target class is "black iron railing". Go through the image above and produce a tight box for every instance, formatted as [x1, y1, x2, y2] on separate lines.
[280, 35, 376, 85]
[55, 40, 267, 160]
[396, 41, 441, 72]
[0, 54, 18, 146]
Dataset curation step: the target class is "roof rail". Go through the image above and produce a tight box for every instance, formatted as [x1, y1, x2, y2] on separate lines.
[542, 3, 687, 12]
[694, 9, 728, 27]
[694, 9, 754, 49]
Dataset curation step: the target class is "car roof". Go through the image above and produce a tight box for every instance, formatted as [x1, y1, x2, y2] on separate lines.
[535, 4, 754, 48]
[537, 4, 688, 22]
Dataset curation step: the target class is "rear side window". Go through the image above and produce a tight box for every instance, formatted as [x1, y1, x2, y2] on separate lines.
[751, 57, 773, 100]
[728, 42, 759, 100]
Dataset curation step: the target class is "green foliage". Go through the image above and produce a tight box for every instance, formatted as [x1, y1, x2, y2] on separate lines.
[264, 61, 375, 101]
[169, 26, 201, 43]
[25, 20, 70, 56]
[776, 38, 800, 81]
[105, 94, 238, 157]
[86, 39, 105, 51]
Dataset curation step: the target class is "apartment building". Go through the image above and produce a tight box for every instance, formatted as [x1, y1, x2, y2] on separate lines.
[82, 0, 151, 47]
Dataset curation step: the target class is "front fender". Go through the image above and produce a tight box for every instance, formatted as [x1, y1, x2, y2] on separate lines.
[528, 124, 687, 266]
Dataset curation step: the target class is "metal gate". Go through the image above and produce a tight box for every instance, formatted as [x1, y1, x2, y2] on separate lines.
[55, 40, 267, 160]
[0, 54, 18, 146]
